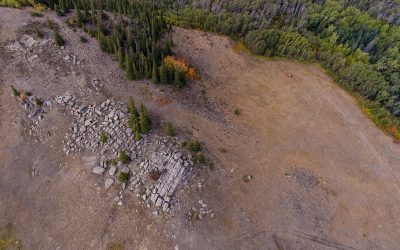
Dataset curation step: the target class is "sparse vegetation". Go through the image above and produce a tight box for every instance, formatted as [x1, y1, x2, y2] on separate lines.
[234, 108, 241, 115]
[29, 11, 43, 17]
[34, 25, 44, 38]
[118, 172, 129, 183]
[34, 97, 43, 106]
[0, 223, 21, 250]
[119, 150, 130, 164]
[194, 152, 206, 164]
[107, 242, 123, 250]
[99, 131, 107, 144]
[188, 140, 201, 153]
[46, 18, 54, 30]
[33, 2, 46, 11]
[179, 141, 188, 148]
[11, 85, 19, 97]
[79, 36, 87, 43]
[53, 31, 65, 46]
[165, 122, 175, 136]
[109, 159, 118, 166]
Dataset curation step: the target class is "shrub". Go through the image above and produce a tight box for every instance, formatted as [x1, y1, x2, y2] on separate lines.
[179, 141, 188, 148]
[24, 91, 32, 96]
[34, 98, 43, 106]
[11, 85, 19, 97]
[99, 132, 107, 144]
[188, 140, 201, 153]
[53, 31, 65, 46]
[118, 172, 129, 183]
[34, 26, 44, 38]
[33, 3, 46, 12]
[134, 131, 141, 141]
[46, 18, 54, 30]
[29, 11, 43, 17]
[234, 108, 241, 115]
[165, 122, 175, 136]
[194, 152, 206, 164]
[119, 150, 130, 164]
[80, 36, 87, 43]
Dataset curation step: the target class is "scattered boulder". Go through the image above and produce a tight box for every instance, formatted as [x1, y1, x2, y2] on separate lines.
[92, 166, 105, 175]
[105, 178, 114, 189]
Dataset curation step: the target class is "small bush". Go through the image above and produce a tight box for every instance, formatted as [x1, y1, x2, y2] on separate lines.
[11, 85, 19, 97]
[24, 91, 32, 96]
[234, 108, 241, 115]
[30, 11, 43, 17]
[80, 36, 87, 43]
[109, 159, 118, 166]
[194, 152, 206, 164]
[134, 131, 141, 141]
[34, 26, 44, 38]
[179, 141, 188, 148]
[46, 18, 54, 30]
[119, 150, 130, 164]
[53, 31, 65, 46]
[34, 98, 43, 106]
[165, 122, 175, 136]
[33, 3, 46, 11]
[99, 132, 107, 144]
[118, 172, 129, 183]
[188, 140, 201, 153]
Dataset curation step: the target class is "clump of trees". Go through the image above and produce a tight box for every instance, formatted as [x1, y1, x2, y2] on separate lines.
[127, 97, 151, 141]
[244, 29, 315, 61]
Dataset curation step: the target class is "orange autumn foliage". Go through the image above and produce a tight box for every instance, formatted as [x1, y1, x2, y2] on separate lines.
[164, 56, 198, 80]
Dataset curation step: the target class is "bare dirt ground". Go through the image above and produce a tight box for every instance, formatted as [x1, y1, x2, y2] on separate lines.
[1, 8, 400, 250]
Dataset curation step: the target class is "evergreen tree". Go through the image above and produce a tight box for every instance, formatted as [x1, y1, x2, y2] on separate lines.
[159, 63, 167, 84]
[152, 60, 159, 83]
[128, 96, 136, 114]
[139, 103, 151, 133]
[125, 52, 134, 80]
[75, 3, 83, 27]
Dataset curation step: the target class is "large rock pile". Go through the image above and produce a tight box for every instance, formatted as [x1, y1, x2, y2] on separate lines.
[56, 93, 195, 212]
[21, 95, 52, 121]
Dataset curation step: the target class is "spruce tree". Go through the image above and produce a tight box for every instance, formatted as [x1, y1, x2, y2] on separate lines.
[128, 96, 136, 114]
[117, 43, 124, 69]
[125, 52, 134, 80]
[152, 60, 158, 83]
[174, 68, 184, 88]
[75, 3, 83, 27]
[139, 103, 151, 133]
[159, 63, 167, 84]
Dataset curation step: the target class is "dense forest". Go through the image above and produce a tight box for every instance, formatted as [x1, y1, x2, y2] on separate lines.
[165, 0, 400, 137]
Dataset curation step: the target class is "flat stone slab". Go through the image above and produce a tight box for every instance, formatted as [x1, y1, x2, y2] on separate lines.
[92, 166, 105, 175]
[105, 178, 114, 189]
[109, 166, 117, 176]
[121, 166, 130, 174]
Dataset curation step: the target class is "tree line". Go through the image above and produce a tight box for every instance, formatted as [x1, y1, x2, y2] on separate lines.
[165, 0, 400, 136]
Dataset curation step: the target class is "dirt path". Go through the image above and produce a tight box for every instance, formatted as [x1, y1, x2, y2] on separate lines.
[0, 8, 399, 249]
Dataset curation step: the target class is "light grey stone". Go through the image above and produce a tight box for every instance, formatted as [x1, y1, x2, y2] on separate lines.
[121, 166, 129, 174]
[109, 167, 117, 176]
[156, 198, 163, 207]
[92, 166, 105, 175]
[105, 178, 114, 189]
